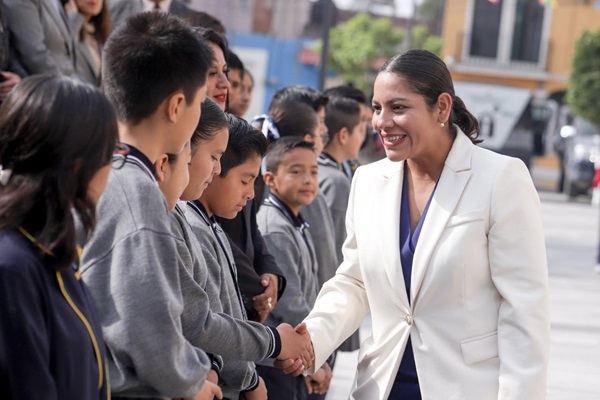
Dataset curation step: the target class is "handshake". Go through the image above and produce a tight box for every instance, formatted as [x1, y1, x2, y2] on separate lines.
[275, 322, 315, 376]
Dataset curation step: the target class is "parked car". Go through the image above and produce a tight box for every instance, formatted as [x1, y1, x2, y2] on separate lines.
[559, 116, 600, 199]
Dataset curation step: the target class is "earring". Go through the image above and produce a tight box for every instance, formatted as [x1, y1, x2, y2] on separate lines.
[440, 121, 445, 128]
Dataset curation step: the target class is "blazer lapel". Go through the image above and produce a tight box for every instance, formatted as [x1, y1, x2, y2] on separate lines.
[376, 160, 411, 311]
[410, 132, 474, 306]
[43, 0, 72, 45]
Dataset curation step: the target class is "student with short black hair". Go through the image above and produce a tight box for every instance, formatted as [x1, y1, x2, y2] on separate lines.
[185, 114, 271, 400]
[324, 85, 374, 176]
[0, 75, 117, 399]
[257, 137, 331, 399]
[227, 50, 247, 117]
[79, 12, 221, 400]
[319, 96, 366, 272]
[262, 86, 339, 292]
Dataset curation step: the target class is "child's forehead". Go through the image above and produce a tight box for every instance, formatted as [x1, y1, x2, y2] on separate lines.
[280, 147, 317, 166]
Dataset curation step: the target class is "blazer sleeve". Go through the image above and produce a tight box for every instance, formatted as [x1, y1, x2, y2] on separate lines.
[303, 167, 370, 371]
[2, 0, 60, 75]
[488, 158, 550, 398]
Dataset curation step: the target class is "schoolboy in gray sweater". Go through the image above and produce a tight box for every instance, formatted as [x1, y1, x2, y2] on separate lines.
[80, 13, 220, 399]
[185, 115, 270, 399]
[257, 138, 324, 400]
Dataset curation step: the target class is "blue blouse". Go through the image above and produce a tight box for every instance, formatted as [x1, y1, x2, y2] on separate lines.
[388, 168, 436, 400]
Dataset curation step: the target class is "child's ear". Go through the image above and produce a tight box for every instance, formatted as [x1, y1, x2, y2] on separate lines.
[165, 90, 186, 123]
[303, 133, 313, 143]
[263, 171, 276, 190]
[154, 154, 169, 183]
[338, 127, 350, 145]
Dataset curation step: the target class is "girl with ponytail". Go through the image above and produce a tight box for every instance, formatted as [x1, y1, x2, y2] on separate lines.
[292, 50, 550, 400]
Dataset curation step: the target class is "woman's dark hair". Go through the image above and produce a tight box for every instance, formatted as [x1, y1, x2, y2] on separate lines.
[83, 0, 112, 44]
[192, 98, 228, 151]
[380, 50, 481, 143]
[0, 75, 118, 270]
[194, 27, 228, 62]
[220, 114, 267, 177]
[183, 11, 226, 35]
[268, 100, 319, 140]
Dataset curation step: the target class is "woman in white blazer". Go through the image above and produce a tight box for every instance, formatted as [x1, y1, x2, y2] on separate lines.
[295, 50, 550, 399]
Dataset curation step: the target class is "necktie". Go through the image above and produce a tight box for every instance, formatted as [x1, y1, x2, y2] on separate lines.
[152, 0, 162, 10]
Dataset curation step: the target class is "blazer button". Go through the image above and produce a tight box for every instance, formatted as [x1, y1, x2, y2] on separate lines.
[405, 314, 413, 326]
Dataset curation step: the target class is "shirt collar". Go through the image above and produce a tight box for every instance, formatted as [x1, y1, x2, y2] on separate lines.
[125, 144, 158, 181]
[266, 194, 308, 230]
[318, 152, 343, 171]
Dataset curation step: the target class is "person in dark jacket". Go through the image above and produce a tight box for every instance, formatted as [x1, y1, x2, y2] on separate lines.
[0, 75, 118, 399]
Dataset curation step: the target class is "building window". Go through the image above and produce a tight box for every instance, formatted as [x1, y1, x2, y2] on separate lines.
[464, 0, 551, 69]
[511, 0, 545, 62]
[470, 0, 503, 59]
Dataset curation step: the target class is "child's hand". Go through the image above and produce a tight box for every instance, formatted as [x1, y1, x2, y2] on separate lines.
[307, 362, 332, 395]
[252, 273, 278, 322]
[275, 323, 314, 372]
[180, 378, 223, 400]
[241, 377, 267, 400]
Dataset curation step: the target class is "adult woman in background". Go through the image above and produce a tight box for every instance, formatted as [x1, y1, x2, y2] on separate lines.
[68, 0, 111, 86]
[297, 50, 550, 399]
[195, 27, 230, 110]
[0, 75, 118, 399]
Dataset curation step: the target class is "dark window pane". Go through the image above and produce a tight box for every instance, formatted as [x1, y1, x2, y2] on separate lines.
[511, 0, 545, 62]
[469, 0, 503, 58]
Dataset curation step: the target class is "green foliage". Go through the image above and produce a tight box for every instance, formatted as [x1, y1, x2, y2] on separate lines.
[417, 0, 444, 20]
[410, 25, 442, 56]
[567, 29, 600, 126]
[328, 13, 404, 92]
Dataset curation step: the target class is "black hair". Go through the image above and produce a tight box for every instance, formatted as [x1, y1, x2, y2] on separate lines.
[194, 27, 228, 62]
[183, 11, 226, 35]
[84, 0, 111, 44]
[192, 98, 228, 151]
[268, 85, 328, 113]
[0, 75, 118, 270]
[265, 137, 315, 173]
[268, 100, 318, 140]
[220, 114, 267, 177]
[102, 11, 214, 124]
[325, 96, 361, 138]
[325, 85, 367, 105]
[380, 50, 481, 143]
[226, 50, 245, 76]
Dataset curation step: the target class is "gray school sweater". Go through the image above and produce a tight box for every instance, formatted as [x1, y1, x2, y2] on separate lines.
[183, 202, 260, 399]
[257, 198, 319, 328]
[80, 161, 209, 399]
[301, 192, 339, 287]
[317, 163, 351, 284]
[168, 205, 281, 367]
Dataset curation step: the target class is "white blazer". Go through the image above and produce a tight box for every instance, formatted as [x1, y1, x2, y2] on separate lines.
[304, 131, 550, 399]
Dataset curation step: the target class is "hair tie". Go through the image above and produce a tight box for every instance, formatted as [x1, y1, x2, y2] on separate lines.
[0, 164, 13, 186]
[251, 114, 281, 141]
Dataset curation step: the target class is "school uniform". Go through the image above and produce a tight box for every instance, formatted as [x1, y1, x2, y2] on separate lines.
[80, 146, 210, 399]
[316, 152, 360, 354]
[216, 199, 287, 319]
[256, 194, 320, 400]
[0, 229, 108, 399]
[317, 152, 351, 280]
[184, 201, 264, 399]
